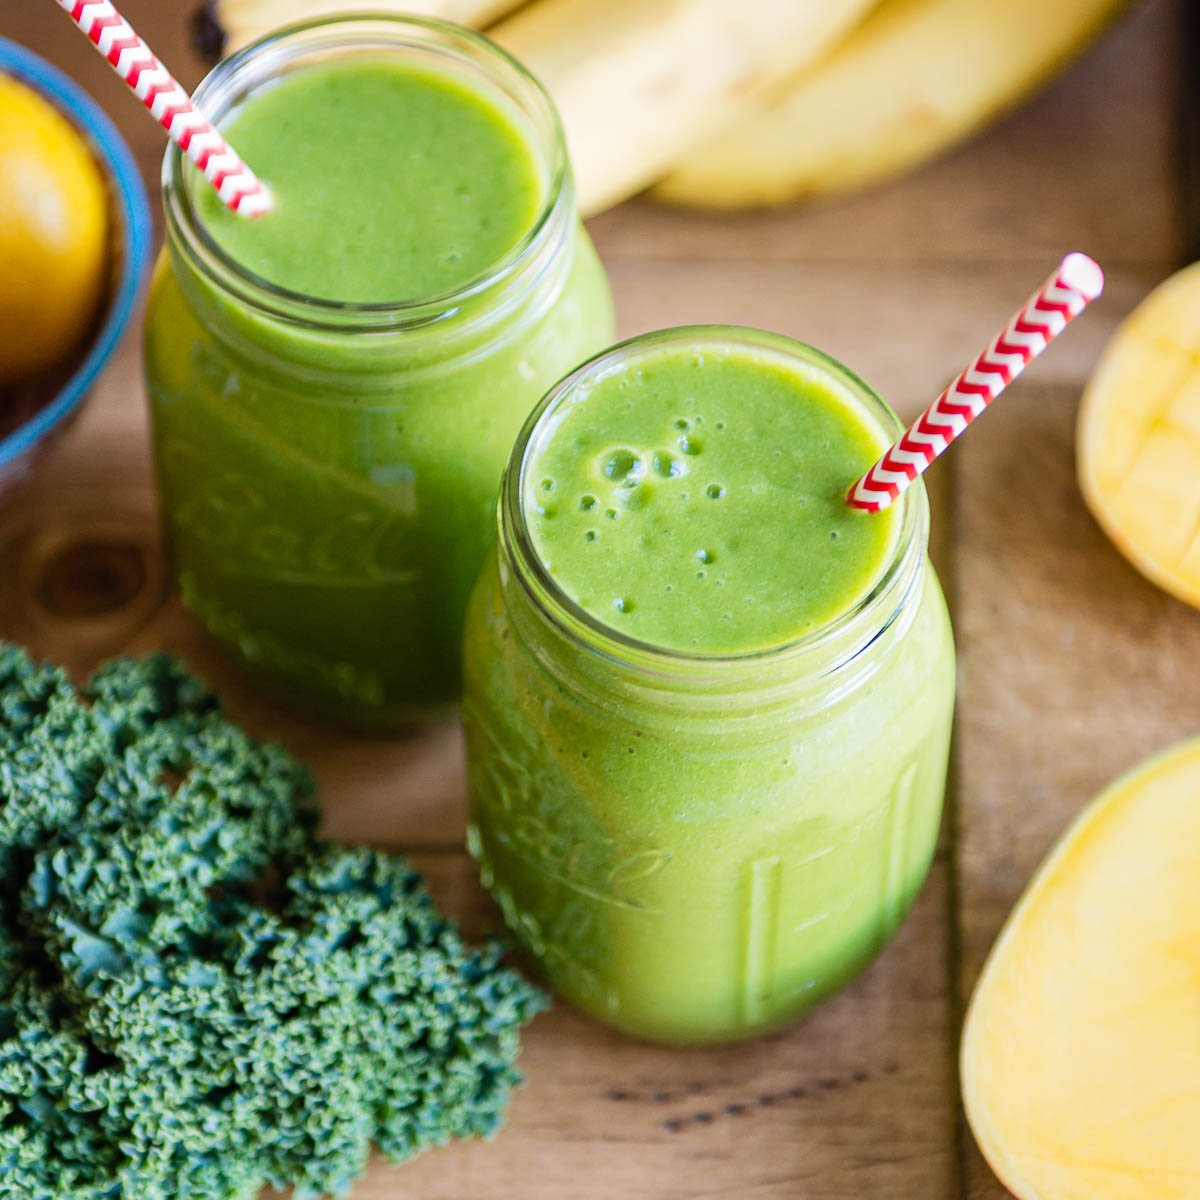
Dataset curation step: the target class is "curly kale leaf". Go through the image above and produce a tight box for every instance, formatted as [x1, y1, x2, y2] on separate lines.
[0, 644, 545, 1200]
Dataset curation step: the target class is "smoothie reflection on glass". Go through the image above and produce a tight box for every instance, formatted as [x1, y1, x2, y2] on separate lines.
[463, 327, 956, 1044]
[144, 15, 614, 725]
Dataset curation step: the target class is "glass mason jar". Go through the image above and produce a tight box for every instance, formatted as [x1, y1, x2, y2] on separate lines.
[463, 328, 956, 1044]
[144, 16, 614, 726]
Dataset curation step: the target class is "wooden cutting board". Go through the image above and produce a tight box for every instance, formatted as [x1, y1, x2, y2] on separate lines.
[0, 2, 1191, 1196]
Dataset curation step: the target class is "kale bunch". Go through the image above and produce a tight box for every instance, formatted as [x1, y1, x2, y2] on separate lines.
[0, 645, 545, 1200]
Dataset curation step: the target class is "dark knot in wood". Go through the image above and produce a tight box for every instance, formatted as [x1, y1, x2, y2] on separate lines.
[35, 538, 148, 619]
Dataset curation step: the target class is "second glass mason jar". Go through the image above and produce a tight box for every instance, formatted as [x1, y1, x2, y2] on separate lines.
[144, 15, 614, 725]
[463, 328, 956, 1044]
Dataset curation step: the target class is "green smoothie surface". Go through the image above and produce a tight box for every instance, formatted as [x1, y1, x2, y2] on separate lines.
[522, 342, 902, 654]
[195, 58, 544, 303]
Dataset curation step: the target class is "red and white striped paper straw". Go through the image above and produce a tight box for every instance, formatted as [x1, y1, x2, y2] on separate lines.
[56, 0, 272, 217]
[846, 252, 1104, 513]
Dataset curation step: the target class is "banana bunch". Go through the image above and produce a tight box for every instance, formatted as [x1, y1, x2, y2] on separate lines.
[203, 0, 1133, 215]
[204, 0, 523, 55]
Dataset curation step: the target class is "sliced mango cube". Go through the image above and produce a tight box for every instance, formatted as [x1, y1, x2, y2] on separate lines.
[1078, 262, 1200, 606]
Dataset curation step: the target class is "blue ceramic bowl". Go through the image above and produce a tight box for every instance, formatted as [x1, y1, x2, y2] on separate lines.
[0, 36, 153, 495]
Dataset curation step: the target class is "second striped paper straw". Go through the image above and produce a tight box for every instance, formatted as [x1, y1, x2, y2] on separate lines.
[847, 252, 1104, 513]
[56, 0, 272, 217]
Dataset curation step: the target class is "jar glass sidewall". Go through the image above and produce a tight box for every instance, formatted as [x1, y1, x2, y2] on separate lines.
[463, 542, 956, 1042]
[144, 16, 615, 725]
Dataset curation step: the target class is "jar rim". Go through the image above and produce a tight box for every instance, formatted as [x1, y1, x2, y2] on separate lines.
[499, 325, 930, 677]
[162, 13, 570, 332]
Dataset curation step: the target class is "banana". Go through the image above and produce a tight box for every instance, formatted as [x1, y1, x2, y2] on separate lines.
[206, 0, 525, 55]
[652, 0, 1130, 210]
[490, 0, 878, 217]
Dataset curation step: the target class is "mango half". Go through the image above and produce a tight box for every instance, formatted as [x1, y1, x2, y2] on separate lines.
[961, 737, 1200, 1200]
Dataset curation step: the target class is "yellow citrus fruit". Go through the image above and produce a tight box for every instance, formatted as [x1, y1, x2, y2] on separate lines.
[0, 72, 110, 385]
[962, 736, 1200, 1199]
[1078, 261, 1200, 607]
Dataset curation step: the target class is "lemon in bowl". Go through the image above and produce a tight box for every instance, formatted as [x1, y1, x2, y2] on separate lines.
[0, 70, 109, 383]
[0, 36, 151, 494]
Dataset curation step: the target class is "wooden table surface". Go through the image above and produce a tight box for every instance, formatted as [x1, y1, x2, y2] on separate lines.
[1, 2, 1193, 1197]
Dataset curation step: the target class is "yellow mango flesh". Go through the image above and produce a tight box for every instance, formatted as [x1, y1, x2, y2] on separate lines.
[1078, 262, 1200, 608]
[961, 737, 1200, 1200]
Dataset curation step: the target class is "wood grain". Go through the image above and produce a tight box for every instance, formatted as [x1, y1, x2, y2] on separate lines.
[953, 377, 1200, 1199]
[0, 1, 1189, 1197]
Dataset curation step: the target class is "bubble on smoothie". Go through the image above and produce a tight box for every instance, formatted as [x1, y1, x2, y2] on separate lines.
[621, 484, 651, 510]
[613, 596, 635, 613]
[602, 449, 641, 485]
[674, 418, 689, 430]
[705, 483, 725, 500]
[605, 507, 618, 520]
[584, 530, 597, 542]
[696, 548, 716, 564]
[540, 478, 555, 491]
[678, 435, 702, 456]
[653, 452, 684, 478]
[580, 494, 597, 511]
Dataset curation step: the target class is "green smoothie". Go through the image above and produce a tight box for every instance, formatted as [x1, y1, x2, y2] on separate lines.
[195, 59, 543, 303]
[522, 344, 901, 652]
[463, 329, 955, 1043]
[144, 19, 614, 724]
